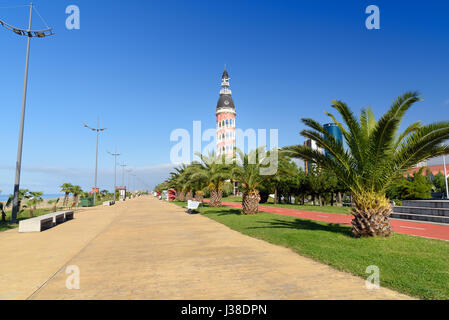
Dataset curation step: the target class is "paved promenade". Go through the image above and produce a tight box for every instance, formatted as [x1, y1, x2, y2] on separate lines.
[0, 196, 411, 299]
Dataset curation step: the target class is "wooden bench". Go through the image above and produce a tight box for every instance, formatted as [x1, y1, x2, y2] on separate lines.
[18, 210, 75, 233]
[186, 200, 200, 214]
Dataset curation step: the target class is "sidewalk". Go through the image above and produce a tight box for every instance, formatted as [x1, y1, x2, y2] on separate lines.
[0, 196, 411, 299]
[212, 201, 449, 241]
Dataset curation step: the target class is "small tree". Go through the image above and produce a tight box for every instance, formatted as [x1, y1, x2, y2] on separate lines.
[28, 192, 44, 217]
[71, 186, 83, 207]
[48, 198, 60, 212]
[232, 147, 272, 215]
[191, 151, 231, 207]
[60, 183, 73, 207]
[284, 92, 449, 237]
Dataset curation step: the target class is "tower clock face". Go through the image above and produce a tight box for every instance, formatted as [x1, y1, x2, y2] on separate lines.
[224, 100, 230, 106]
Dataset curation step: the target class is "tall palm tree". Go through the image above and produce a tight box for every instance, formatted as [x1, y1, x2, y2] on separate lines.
[284, 92, 449, 237]
[6, 189, 30, 216]
[232, 147, 271, 214]
[192, 151, 231, 207]
[71, 185, 83, 207]
[60, 183, 73, 207]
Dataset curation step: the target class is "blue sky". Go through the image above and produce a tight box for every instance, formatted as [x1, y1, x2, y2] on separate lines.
[0, 0, 448, 193]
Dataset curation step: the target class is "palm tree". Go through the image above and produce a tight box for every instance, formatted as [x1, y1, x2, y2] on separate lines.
[48, 198, 60, 212]
[284, 92, 449, 237]
[6, 189, 30, 216]
[186, 163, 208, 202]
[232, 147, 271, 214]
[60, 183, 73, 207]
[71, 185, 83, 207]
[168, 164, 188, 201]
[192, 151, 231, 207]
[0, 203, 6, 222]
[0, 190, 4, 222]
[28, 192, 44, 217]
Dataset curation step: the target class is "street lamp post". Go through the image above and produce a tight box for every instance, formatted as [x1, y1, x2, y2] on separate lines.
[83, 119, 107, 206]
[107, 149, 120, 201]
[1, 3, 54, 223]
[443, 155, 449, 199]
[120, 163, 127, 187]
[127, 169, 132, 196]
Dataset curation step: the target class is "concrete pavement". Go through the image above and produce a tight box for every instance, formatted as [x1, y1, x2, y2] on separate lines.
[0, 196, 411, 300]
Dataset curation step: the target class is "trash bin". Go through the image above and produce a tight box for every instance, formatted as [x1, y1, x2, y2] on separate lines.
[80, 197, 94, 207]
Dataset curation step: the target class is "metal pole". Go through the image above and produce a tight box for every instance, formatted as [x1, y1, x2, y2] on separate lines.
[93, 118, 99, 206]
[443, 155, 449, 199]
[114, 148, 117, 201]
[11, 3, 33, 224]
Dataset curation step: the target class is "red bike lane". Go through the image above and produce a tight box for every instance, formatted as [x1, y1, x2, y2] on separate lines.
[203, 200, 449, 241]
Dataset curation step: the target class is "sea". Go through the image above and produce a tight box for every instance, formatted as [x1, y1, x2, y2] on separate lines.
[0, 194, 64, 201]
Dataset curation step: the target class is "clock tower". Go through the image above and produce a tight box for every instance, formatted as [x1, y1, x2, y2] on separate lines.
[216, 69, 236, 157]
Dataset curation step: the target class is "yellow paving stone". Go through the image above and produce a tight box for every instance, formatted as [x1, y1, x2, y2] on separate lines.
[0, 196, 413, 300]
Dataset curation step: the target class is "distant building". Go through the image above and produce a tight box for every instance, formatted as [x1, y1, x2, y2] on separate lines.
[216, 69, 236, 157]
[408, 164, 449, 180]
[412, 160, 428, 168]
[323, 123, 343, 158]
[304, 137, 323, 174]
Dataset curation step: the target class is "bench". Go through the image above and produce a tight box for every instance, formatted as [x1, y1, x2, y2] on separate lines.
[103, 200, 115, 206]
[186, 200, 200, 214]
[18, 210, 75, 233]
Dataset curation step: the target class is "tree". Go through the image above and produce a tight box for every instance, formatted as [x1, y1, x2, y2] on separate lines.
[0, 203, 6, 222]
[60, 183, 73, 207]
[232, 147, 271, 214]
[266, 152, 298, 204]
[388, 168, 432, 200]
[48, 198, 60, 213]
[71, 186, 83, 207]
[192, 151, 231, 207]
[6, 189, 31, 217]
[28, 192, 44, 217]
[284, 92, 449, 237]
[433, 171, 448, 194]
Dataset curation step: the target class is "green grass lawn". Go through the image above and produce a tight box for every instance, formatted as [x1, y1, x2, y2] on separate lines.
[221, 196, 351, 215]
[174, 201, 449, 300]
[0, 207, 64, 232]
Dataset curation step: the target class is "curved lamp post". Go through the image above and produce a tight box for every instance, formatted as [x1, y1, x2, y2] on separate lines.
[83, 119, 107, 206]
[107, 149, 120, 201]
[1, 3, 54, 224]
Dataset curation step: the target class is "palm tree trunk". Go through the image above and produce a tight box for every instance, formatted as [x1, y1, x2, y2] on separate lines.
[242, 191, 260, 215]
[352, 205, 393, 237]
[210, 189, 222, 207]
[351, 194, 393, 237]
[186, 191, 193, 201]
[63, 193, 69, 207]
[178, 191, 185, 201]
[195, 191, 204, 202]
[274, 187, 278, 204]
